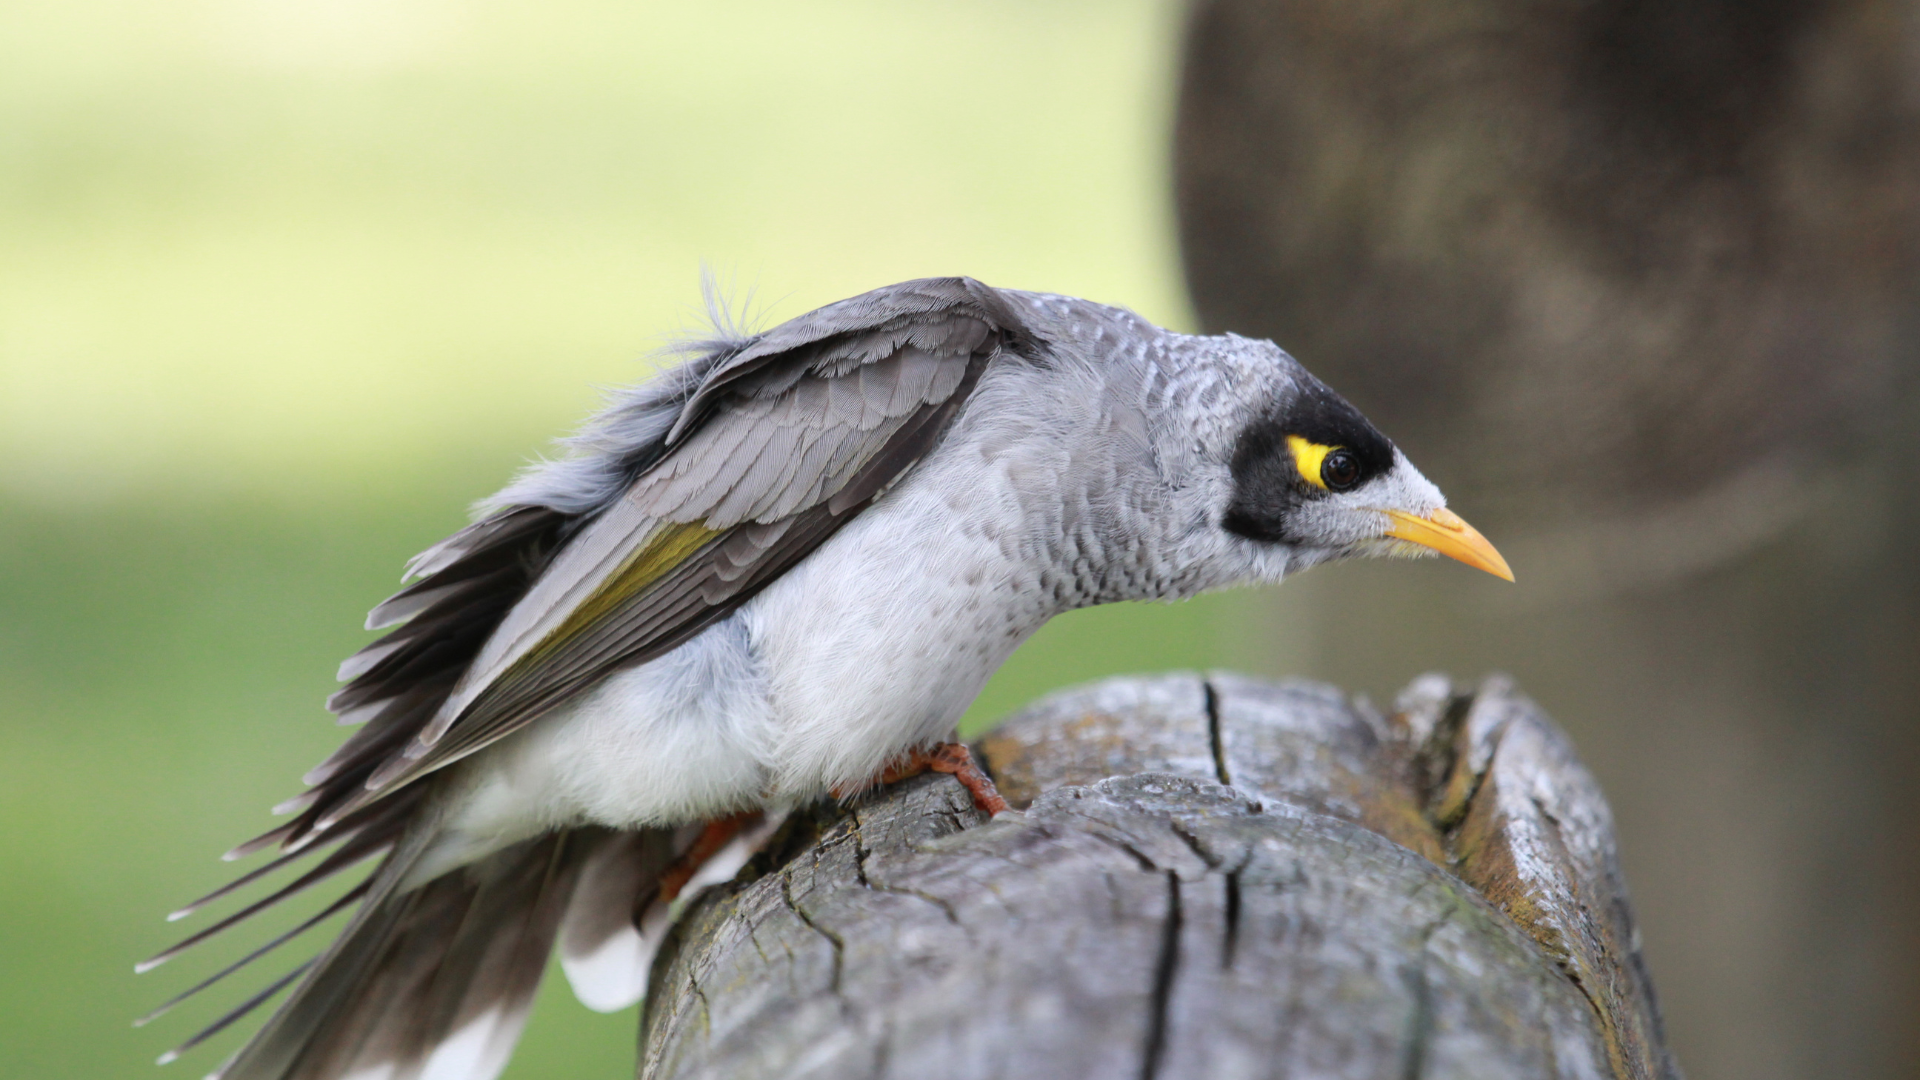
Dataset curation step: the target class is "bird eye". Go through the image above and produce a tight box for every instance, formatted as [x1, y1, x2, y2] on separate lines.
[1321, 449, 1361, 491]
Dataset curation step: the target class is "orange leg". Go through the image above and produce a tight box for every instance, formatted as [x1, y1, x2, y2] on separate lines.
[839, 742, 1010, 816]
[658, 812, 758, 902]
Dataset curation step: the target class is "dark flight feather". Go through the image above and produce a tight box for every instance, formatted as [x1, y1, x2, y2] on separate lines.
[137, 885, 369, 1030]
[208, 830, 588, 1080]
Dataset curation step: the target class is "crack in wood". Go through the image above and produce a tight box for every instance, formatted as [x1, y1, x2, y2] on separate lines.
[849, 809, 964, 927]
[685, 967, 714, 1050]
[1168, 818, 1222, 869]
[780, 864, 845, 996]
[1139, 871, 1183, 1080]
[1221, 862, 1244, 971]
[1399, 913, 1449, 1080]
[1203, 679, 1231, 787]
[1084, 829, 1162, 873]
[1398, 955, 1432, 1080]
[848, 815, 874, 890]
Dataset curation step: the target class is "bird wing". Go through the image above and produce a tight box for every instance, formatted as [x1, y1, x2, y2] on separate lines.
[141, 278, 1029, 1072]
[292, 276, 1021, 840]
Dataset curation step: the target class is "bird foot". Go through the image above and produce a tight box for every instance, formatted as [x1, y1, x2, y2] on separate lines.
[658, 812, 761, 902]
[840, 742, 1010, 816]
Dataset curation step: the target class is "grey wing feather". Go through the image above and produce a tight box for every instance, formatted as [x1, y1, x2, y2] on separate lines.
[639, 343, 975, 529]
[320, 277, 1020, 814]
[147, 278, 1028, 1076]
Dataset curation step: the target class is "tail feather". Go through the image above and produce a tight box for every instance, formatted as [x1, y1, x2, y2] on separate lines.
[557, 830, 683, 1013]
[137, 883, 369, 1029]
[287, 866, 488, 1080]
[157, 961, 315, 1067]
[558, 815, 784, 1014]
[144, 822, 401, 974]
[356, 838, 563, 1079]
[151, 817, 755, 1078]
[152, 822, 437, 1075]
[210, 828, 592, 1080]
[168, 845, 326, 924]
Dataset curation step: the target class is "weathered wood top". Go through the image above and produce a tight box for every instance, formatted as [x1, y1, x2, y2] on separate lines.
[639, 673, 1679, 1080]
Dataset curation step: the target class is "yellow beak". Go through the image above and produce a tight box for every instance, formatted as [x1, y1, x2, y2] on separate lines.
[1383, 507, 1515, 582]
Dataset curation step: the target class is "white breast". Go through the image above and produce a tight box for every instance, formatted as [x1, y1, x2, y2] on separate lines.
[746, 463, 1061, 799]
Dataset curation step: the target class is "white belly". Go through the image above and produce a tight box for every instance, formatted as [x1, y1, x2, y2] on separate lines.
[419, 467, 1055, 879]
[747, 474, 1055, 797]
[410, 614, 776, 883]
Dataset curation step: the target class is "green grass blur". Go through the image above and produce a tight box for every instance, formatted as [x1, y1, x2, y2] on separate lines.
[0, 2, 1277, 1076]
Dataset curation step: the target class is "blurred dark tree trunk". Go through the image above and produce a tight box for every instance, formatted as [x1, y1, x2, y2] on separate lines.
[1173, 2, 1920, 1079]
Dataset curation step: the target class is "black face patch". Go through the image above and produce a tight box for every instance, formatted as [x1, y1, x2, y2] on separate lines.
[1223, 379, 1396, 544]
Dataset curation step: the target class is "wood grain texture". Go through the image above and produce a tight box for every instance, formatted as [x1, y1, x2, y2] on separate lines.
[639, 673, 1678, 1080]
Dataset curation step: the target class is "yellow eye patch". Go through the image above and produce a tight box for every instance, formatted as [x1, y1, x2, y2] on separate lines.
[1286, 435, 1340, 490]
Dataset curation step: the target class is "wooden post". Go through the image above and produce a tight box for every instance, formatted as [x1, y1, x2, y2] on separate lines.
[636, 673, 1678, 1079]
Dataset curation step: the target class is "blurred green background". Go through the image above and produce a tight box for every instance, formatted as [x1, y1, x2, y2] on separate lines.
[0, 1, 1260, 1076]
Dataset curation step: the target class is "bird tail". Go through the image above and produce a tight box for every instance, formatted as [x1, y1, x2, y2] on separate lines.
[556, 813, 786, 1014]
[208, 827, 605, 1080]
[148, 813, 783, 1080]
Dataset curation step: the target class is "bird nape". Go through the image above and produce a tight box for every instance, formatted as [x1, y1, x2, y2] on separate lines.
[140, 277, 1510, 1080]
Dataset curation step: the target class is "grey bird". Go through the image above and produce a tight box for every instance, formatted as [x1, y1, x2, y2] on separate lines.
[139, 278, 1511, 1080]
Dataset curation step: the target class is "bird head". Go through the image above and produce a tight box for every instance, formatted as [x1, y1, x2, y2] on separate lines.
[1205, 350, 1512, 583]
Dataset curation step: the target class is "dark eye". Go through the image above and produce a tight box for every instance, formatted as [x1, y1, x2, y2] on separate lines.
[1321, 449, 1362, 491]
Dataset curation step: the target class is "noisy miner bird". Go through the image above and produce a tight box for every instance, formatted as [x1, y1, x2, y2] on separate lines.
[140, 278, 1511, 1080]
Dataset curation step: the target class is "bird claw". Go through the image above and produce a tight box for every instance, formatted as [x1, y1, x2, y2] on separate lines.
[657, 813, 761, 902]
[839, 742, 1009, 816]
